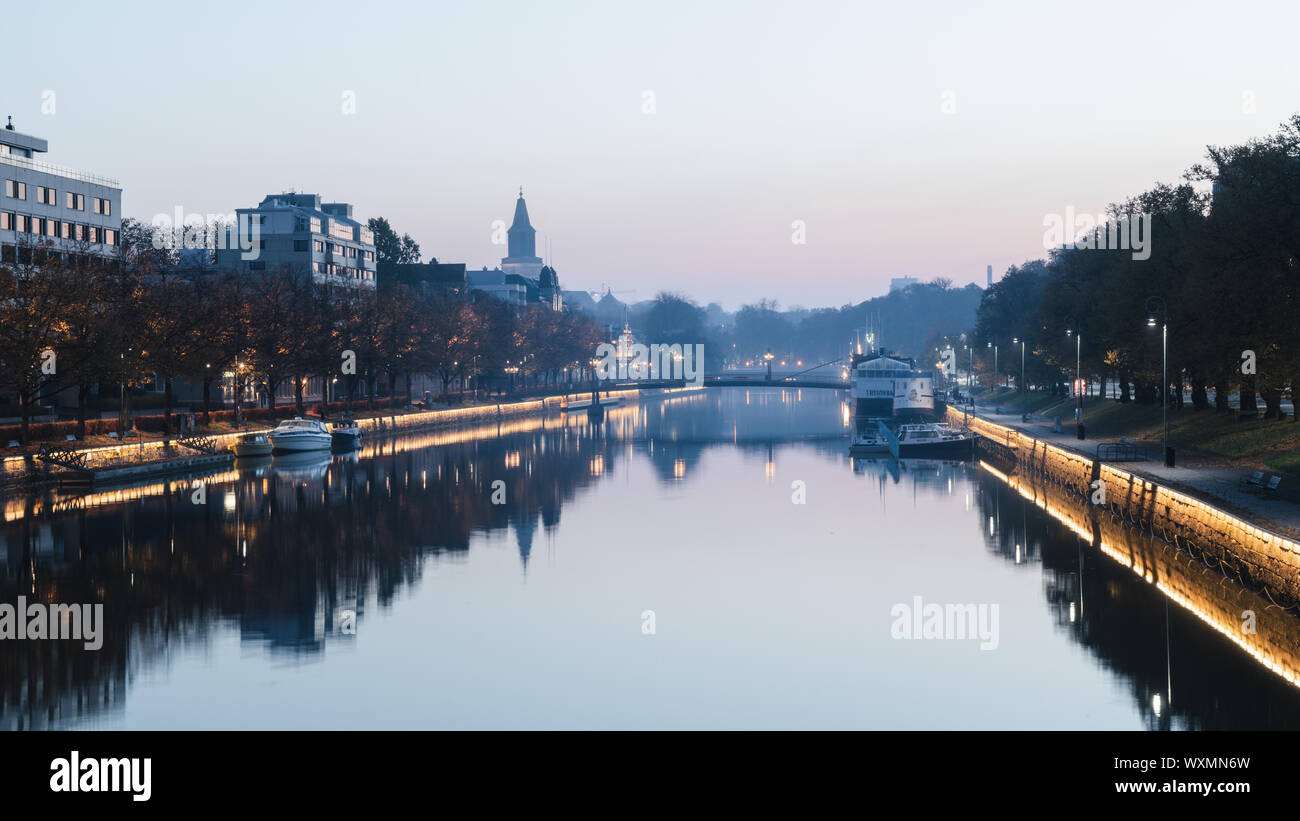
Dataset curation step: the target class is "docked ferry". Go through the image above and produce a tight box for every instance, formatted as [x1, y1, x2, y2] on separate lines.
[850, 352, 914, 417]
[893, 373, 937, 421]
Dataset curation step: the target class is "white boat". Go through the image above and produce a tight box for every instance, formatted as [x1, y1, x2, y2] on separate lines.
[894, 422, 973, 458]
[232, 432, 272, 457]
[849, 430, 891, 455]
[851, 352, 913, 417]
[330, 419, 362, 449]
[893, 375, 936, 420]
[268, 417, 333, 452]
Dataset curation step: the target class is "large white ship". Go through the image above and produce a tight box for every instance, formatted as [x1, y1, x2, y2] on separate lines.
[893, 373, 936, 420]
[850, 352, 913, 418]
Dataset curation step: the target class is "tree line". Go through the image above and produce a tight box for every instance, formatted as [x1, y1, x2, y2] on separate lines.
[973, 115, 1300, 418]
[0, 226, 606, 443]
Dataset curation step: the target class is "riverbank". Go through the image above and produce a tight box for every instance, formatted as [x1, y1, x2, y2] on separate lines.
[963, 397, 1300, 539]
[1, 386, 667, 490]
[953, 403, 1300, 605]
[975, 388, 1300, 473]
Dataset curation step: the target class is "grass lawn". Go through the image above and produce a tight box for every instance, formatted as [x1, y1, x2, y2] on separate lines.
[984, 391, 1300, 473]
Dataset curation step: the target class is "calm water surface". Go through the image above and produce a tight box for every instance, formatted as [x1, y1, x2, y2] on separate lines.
[3, 388, 1299, 729]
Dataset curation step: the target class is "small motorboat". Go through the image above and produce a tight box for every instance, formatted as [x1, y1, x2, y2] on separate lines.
[268, 417, 333, 453]
[894, 422, 974, 459]
[331, 419, 362, 449]
[232, 432, 272, 457]
[849, 431, 891, 455]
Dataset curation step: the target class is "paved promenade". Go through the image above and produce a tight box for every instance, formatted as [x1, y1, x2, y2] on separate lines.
[962, 400, 1300, 540]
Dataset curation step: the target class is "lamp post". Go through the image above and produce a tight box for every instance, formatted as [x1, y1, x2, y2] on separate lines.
[987, 341, 998, 396]
[1013, 337, 1026, 412]
[1065, 317, 1083, 438]
[1146, 296, 1172, 466]
[764, 348, 775, 382]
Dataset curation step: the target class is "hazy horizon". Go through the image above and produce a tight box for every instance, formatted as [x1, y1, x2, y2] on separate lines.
[6, 0, 1299, 309]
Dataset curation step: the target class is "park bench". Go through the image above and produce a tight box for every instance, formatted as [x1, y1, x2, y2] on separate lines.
[1241, 470, 1264, 488]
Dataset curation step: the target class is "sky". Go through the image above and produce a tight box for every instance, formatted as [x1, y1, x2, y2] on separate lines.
[6, 0, 1300, 309]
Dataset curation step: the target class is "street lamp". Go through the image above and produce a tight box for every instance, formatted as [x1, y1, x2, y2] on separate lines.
[1146, 296, 1172, 466]
[1013, 337, 1026, 411]
[1065, 317, 1082, 439]
[987, 341, 998, 395]
[764, 348, 775, 382]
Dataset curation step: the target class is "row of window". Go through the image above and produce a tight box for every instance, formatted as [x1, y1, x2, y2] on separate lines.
[3, 180, 112, 214]
[314, 262, 374, 279]
[0, 211, 117, 245]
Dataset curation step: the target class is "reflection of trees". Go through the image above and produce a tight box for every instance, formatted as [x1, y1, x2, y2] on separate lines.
[974, 459, 1300, 729]
[0, 387, 851, 729]
[0, 422, 621, 729]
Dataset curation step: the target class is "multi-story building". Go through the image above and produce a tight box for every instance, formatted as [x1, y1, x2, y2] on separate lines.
[0, 118, 122, 264]
[216, 193, 376, 288]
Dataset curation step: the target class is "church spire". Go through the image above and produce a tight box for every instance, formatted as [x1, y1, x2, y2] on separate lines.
[507, 188, 538, 260]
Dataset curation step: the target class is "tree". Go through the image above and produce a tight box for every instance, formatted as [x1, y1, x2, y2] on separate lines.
[367, 217, 422, 266]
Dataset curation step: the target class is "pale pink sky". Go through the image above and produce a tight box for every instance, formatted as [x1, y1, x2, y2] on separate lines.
[8, 0, 1300, 308]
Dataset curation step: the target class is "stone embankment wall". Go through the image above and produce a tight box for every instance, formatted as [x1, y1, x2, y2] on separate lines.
[951, 407, 1300, 602]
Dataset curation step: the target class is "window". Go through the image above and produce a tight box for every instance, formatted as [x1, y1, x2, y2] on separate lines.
[14, 214, 28, 233]
[35, 186, 56, 205]
[46, 219, 57, 238]
[294, 240, 308, 252]
[74, 224, 85, 241]
[32, 218, 44, 236]
[61, 221, 72, 239]
[93, 197, 112, 215]
[66, 192, 85, 211]
[0, 145, 8, 155]
[0, 212, 9, 230]
[314, 240, 324, 253]
[5, 180, 26, 199]
[104, 228, 116, 246]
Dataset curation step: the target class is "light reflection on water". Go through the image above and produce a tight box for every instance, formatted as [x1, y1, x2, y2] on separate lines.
[2, 388, 1299, 730]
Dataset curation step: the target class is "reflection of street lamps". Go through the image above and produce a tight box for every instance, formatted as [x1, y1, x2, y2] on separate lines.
[764, 348, 775, 382]
[1146, 296, 1172, 466]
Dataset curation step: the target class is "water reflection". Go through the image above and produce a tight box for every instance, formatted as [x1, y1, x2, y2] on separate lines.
[2, 388, 1299, 729]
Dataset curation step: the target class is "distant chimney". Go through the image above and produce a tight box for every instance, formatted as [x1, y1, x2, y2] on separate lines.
[986, 265, 993, 288]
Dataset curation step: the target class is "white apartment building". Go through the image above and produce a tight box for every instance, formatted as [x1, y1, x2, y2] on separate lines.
[216, 193, 377, 288]
[0, 118, 122, 264]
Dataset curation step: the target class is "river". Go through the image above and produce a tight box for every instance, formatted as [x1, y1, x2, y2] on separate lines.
[2, 388, 1298, 729]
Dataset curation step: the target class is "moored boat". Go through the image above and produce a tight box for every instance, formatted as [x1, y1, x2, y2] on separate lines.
[268, 417, 333, 453]
[849, 430, 891, 455]
[232, 432, 272, 458]
[330, 419, 362, 449]
[893, 422, 973, 459]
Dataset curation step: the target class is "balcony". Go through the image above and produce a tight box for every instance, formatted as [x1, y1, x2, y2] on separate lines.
[0, 152, 120, 189]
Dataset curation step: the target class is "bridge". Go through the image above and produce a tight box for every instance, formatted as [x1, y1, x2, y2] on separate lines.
[702, 375, 848, 389]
